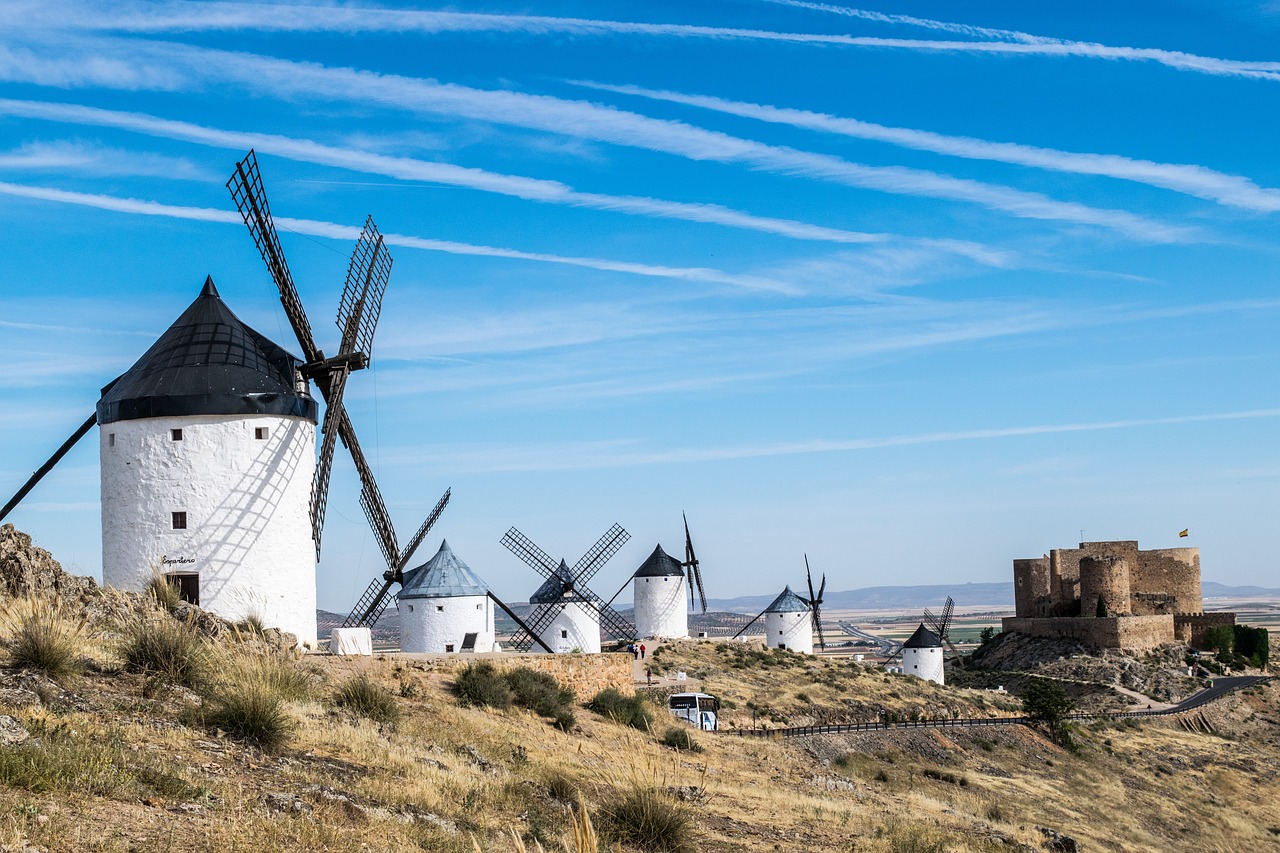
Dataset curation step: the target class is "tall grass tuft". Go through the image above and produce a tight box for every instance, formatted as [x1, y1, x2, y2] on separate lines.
[0, 718, 131, 796]
[660, 727, 702, 753]
[334, 674, 401, 724]
[1, 597, 87, 682]
[596, 754, 697, 853]
[195, 650, 299, 751]
[587, 688, 653, 731]
[145, 573, 182, 613]
[118, 615, 210, 688]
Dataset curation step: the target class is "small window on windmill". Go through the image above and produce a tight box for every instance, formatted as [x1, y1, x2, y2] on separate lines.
[172, 511, 187, 530]
[108, 433, 115, 448]
[171, 428, 183, 441]
[254, 427, 269, 440]
[561, 629, 568, 639]
[436, 605, 444, 612]
[445, 644, 454, 653]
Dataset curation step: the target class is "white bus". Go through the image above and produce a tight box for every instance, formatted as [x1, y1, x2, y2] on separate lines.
[667, 692, 720, 731]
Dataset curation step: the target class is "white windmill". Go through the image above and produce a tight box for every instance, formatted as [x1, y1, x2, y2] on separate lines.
[900, 624, 945, 685]
[627, 515, 707, 640]
[732, 557, 827, 655]
[397, 540, 497, 654]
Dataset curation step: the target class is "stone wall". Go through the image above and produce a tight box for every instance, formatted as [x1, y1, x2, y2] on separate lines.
[395, 652, 633, 701]
[1013, 557, 1049, 616]
[1002, 614, 1175, 652]
[1174, 612, 1236, 648]
[1132, 548, 1200, 613]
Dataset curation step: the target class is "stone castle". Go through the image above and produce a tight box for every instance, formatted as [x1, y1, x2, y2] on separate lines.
[1001, 540, 1234, 652]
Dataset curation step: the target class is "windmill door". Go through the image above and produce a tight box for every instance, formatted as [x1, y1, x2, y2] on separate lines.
[165, 572, 200, 605]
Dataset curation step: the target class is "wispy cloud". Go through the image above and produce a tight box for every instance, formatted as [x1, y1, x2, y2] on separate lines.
[392, 408, 1280, 472]
[576, 82, 1280, 212]
[3, 1, 1276, 82]
[0, 99, 1011, 261]
[0, 37, 1193, 241]
[0, 181, 796, 292]
[0, 138, 213, 180]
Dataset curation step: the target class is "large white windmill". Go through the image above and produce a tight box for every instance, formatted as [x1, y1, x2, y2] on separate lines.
[732, 557, 828, 655]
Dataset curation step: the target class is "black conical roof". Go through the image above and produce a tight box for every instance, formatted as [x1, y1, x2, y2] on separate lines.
[634, 544, 684, 578]
[903, 623, 942, 649]
[97, 277, 318, 425]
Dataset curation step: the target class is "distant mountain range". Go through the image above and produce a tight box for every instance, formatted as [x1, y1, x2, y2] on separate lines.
[1202, 581, 1280, 598]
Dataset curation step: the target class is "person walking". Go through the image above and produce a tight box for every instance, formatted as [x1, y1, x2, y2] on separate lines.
[640, 643, 646, 659]
[645, 667, 653, 686]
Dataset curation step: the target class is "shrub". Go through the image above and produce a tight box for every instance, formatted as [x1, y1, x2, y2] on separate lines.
[334, 675, 401, 724]
[255, 653, 316, 701]
[552, 707, 577, 732]
[660, 727, 702, 753]
[600, 787, 693, 853]
[3, 598, 86, 682]
[588, 688, 654, 731]
[505, 666, 575, 717]
[546, 771, 579, 803]
[119, 616, 210, 688]
[235, 613, 267, 637]
[454, 661, 513, 710]
[201, 683, 294, 751]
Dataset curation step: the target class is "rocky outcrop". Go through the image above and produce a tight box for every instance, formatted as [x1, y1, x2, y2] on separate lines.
[0, 524, 97, 601]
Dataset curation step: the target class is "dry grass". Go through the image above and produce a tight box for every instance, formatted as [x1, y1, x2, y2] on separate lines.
[0, 596, 88, 682]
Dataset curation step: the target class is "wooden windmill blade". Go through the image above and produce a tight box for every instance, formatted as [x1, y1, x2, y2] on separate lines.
[569, 523, 630, 585]
[507, 596, 563, 652]
[683, 513, 707, 613]
[731, 606, 768, 640]
[805, 556, 827, 651]
[594, 599, 637, 642]
[486, 592, 553, 653]
[227, 149, 320, 364]
[309, 362, 350, 555]
[337, 216, 392, 362]
[499, 527, 561, 580]
[359, 486, 400, 571]
[396, 488, 452, 572]
[0, 412, 97, 524]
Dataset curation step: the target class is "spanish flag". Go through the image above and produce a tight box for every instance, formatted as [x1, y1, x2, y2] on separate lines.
[1179, 529, 1189, 538]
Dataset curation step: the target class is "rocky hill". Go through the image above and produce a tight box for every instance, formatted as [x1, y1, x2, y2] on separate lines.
[0, 526, 1277, 852]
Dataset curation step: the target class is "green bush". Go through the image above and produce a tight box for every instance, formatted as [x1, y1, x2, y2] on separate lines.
[505, 666, 575, 717]
[334, 675, 401, 724]
[588, 688, 654, 731]
[201, 683, 295, 751]
[6, 599, 86, 682]
[660, 727, 702, 752]
[119, 617, 210, 688]
[454, 661, 514, 709]
[600, 787, 693, 853]
[0, 720, 130, 796]
[1233, 625, 1270, 667]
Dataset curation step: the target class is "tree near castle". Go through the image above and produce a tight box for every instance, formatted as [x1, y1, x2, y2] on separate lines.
[1022, 678, 1076, 749]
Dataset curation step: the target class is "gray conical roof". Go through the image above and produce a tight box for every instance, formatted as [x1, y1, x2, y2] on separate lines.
[399, 540, 489, 599]
[530, 559, 579, 604]
[763, 585, 810, 614]
[903, 623, 942, 649]
[634, 544, 684, 578]
[98, 277, 317, 425]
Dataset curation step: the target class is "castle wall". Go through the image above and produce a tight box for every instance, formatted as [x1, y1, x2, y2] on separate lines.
[1174, 612, 1236, 648]
[1002, 614, 1175, 652]
[1013, 557, 1050, 617]
[1080, 555, 1131, 616]
[101, 414, 317, 646]
[1132, 548, 1201, 613]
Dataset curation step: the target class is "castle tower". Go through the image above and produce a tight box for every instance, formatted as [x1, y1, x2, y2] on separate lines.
[1080, 555, 1131, 616]
[632, 544, 688, 639]
[397, 540, 495, 653]
[530, 560, 601, 654]
[99, 278, 318, 645]
[901, 623, 944, 685]
[763, 585, 814, 654]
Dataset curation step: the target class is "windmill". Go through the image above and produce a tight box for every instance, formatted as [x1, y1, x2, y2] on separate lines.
[500, 525, 635, 652]
[922, 595, 965, 668]
[683, 513, 707, 614]
[228, 150, 453, 629]
[730, 556, 826, 654]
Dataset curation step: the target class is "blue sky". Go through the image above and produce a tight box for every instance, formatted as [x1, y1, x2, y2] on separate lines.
[1, 1, 1277, 611]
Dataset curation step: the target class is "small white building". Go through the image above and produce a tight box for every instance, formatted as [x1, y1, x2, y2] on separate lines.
[901, 623, 945, 685]
[397, 540, 496, 654]
[763, 586, 814, 655]
[632, 544, 688, 639]
[530, 560, 601, 654]
[99, 278, 318, 646]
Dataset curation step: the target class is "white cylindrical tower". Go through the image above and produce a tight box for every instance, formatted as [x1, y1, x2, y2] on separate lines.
[632, 544, 688, 639]
[762, 586, 814, 654]
[98, 278, 319, 646]
[534, 595, 601, 654]
[398, 540, 495, 653]
[901, 624, 945, 685]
